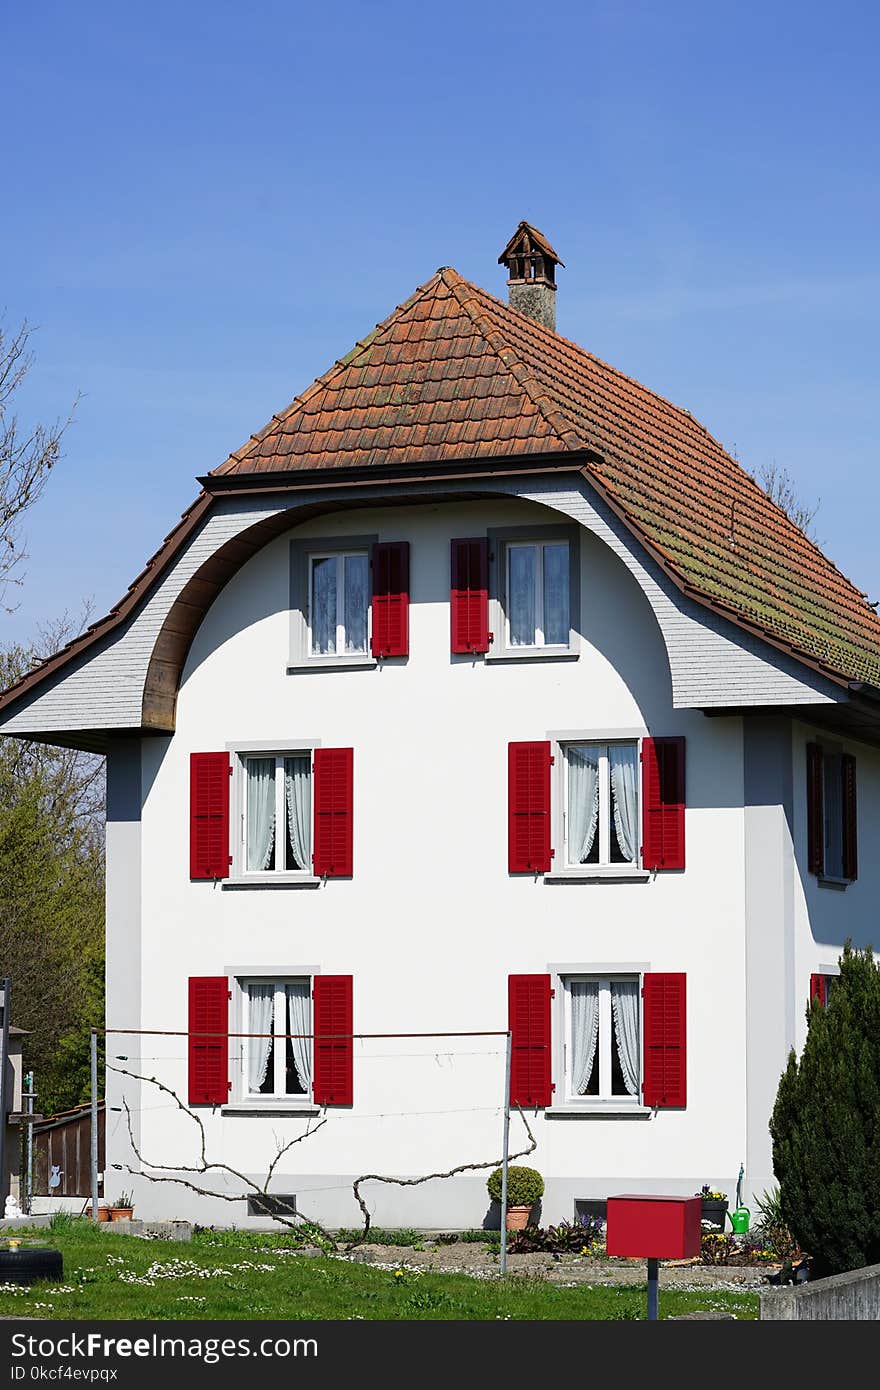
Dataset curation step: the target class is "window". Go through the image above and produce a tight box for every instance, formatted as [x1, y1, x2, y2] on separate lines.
[807, 744, 857, 882]
[241, 977, 312, 1100]
[507, 540, 570, 648]
[309, 551, 369, 657]
[563, 975, 641, 1104]
[243, 753, 312, 874]
[564, 742, 639, 868]
[810, 973, 838, 1008]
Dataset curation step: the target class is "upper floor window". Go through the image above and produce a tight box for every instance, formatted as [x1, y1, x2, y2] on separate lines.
[507, 540, 570, 649]
[241, 977, 311, 1099]
[564, 741, 639, 868]
[309, 552, 369, 657]
[807, 743, 857, 883]
[244, 753, 312, 874]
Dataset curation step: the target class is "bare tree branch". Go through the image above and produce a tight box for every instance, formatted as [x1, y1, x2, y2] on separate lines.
[349, 1107, 538, 1246]
[107, 1064, 335, 1245]
[756, 461, 821, 541]
[0, 319, 76, 609]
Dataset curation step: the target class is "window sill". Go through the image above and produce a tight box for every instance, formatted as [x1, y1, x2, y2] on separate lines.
[545, 869, 650, 884]
[287, 657, 376, 673]
[485, 648, 579, 665]
[222, 875, 322, 890]
[223, 1103, 321, 1116]
[817, 874, 851, 891]
[545, 1104, 652, 1119]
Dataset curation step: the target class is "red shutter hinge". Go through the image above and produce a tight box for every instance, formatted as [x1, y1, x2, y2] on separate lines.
[551, 1082, 556, 1093]
[227, 1081, 232, 1092]
[229, 766, 233, 776]
[550, 988, 555, 999]
[550, 848, 555, 859]
[227, 990, 232, 1000]
[549, 755, 555, 766]
[488, 631, 494, 645]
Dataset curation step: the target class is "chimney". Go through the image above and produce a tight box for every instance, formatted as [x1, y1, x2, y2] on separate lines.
[498, 221, 564, 331]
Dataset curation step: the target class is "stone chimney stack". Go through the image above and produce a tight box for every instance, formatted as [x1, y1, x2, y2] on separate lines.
[498, 221, 564, 331]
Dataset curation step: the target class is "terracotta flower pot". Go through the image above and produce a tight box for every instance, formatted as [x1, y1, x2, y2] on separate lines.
[505, 1205, 533, 1232]
[96, 1206, 111, 1223]
[109, 1207, 134, 1222]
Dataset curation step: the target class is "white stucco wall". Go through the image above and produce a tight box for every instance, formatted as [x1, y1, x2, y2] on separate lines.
[104, 496, 759, 1228]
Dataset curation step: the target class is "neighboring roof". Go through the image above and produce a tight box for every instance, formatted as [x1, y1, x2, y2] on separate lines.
[1, 260, 879, 724]
[212, 266, 880, 687]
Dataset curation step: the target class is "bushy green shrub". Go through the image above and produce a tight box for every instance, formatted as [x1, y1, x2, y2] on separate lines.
[770, 942, 880, 1277]
[486, 1165, 544, 1207]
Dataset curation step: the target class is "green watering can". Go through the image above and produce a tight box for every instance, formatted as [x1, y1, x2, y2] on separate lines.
[727, 1206, 751, 1234]
[727, 1162, 750, 1233]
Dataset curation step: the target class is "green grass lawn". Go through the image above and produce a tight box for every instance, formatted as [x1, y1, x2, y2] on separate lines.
[0, 1221, 758, 1320]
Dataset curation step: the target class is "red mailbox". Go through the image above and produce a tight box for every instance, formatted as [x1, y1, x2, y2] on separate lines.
[606, 1194, 702, 1260]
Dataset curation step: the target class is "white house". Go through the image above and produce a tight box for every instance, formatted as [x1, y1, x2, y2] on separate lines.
[2, 222, 879, 1230]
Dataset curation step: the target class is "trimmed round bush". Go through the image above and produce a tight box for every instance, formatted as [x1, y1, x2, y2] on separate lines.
[487, 1165, 544, 1208]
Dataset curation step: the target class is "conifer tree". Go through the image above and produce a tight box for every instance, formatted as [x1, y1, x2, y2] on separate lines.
[770, 942, 880, 1276]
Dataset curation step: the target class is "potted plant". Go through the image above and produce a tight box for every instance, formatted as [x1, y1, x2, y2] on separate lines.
[696, 1184, 728, 1232]
[487, 1165, 544, 1231]
[96, 1205, 111, 1223]
[109, 1192, 134, 1221]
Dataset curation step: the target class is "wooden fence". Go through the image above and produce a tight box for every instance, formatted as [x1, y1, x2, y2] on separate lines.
[33, 1102, 105, 1198]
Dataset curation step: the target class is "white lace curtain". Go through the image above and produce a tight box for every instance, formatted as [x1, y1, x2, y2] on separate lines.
[247, 758, 275, 871]
[568, 747, 600, 863]
[247, 983, 275, 1093]
[286, 981, 312, 1095]
[570, 982, 599, 1095]
[610, 745, 638, 863]
[285, 757, 311, 872]
[612, 982, 639, 1097]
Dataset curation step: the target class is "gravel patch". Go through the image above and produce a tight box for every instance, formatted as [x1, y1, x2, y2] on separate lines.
[336, 1243, 769, 1288]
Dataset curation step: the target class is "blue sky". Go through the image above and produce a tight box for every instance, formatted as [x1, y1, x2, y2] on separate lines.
[4, 0, 879, 645]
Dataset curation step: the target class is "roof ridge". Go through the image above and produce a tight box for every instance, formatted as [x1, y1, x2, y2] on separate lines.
[214, 271, 447, 475]
[441, 269, 585, 454]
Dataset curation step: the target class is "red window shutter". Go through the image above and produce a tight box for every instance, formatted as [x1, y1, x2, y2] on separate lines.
[371, 541, 409, 657]
[450, 538, 490, 654]
[810, 973, 827, 1007]
[508, 741, 552, 873]
[313, 748, 354, 877]
[642, 972, 686, 1107]
[508, 974, 552, 1107]
[188, 976, 229, 1105]
[641, 737, 685, 870]
[806, 743, 824, 876]
[313, 975, 353, 1105]
[190, 752, 231, 880]
[842, 754, 857, 880]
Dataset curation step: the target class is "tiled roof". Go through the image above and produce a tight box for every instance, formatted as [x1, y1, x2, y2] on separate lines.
[213, 267, 880, 688]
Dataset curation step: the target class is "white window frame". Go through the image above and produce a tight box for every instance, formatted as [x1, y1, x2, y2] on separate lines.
[547, 731, 648, 880]
[307, 550, 370, 659]
[560, 739, 640, 870]
[560, 973, 643, 1108]
[235, 975, 313, 1104]
[486, 524, 580, 663]
[505, 539, 571, 651]
[289, 533, 378, 672]
[226, 741, 321, 886]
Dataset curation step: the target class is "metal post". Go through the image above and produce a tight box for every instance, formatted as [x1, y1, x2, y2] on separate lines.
[499, 1030, 512, 1276]
[0, 977, 10, 1209]
[646, 1257, 659, 1321]
[24, 1071, 34, 1216]
[90, 1030, 99, 1220]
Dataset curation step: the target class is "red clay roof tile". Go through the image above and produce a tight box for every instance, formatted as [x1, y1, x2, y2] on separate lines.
[209, 266, 880, 686]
